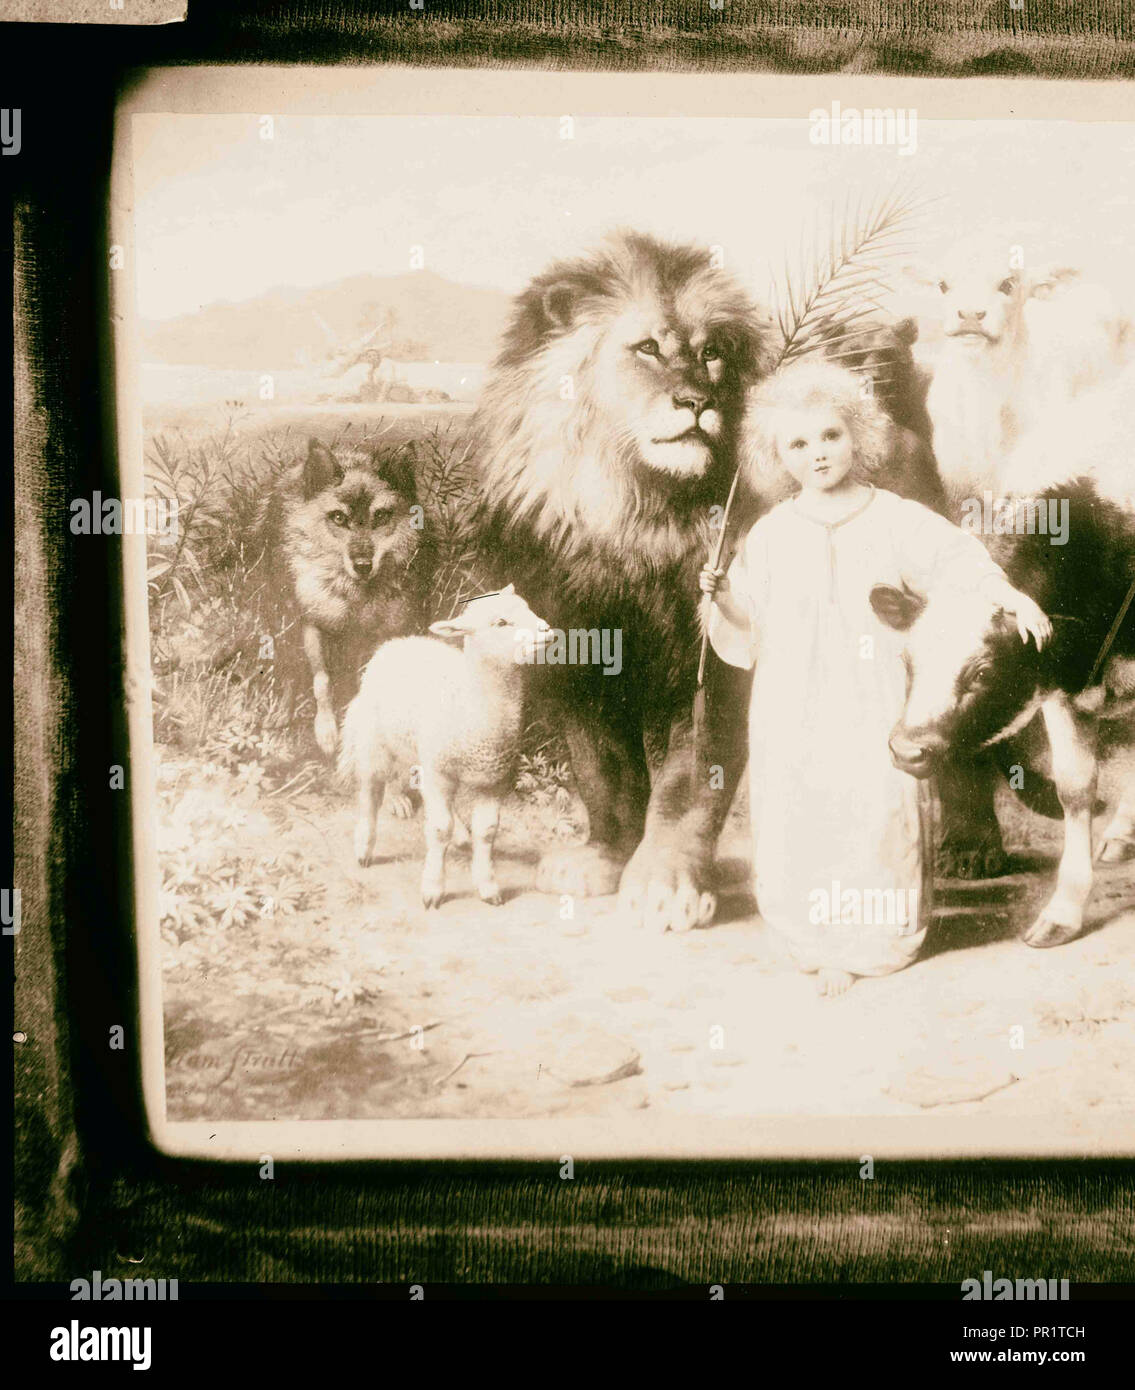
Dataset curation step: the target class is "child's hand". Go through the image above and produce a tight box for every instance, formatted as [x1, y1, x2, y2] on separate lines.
[1006, 591, 1052, 649]
[699, 564, 727, 598]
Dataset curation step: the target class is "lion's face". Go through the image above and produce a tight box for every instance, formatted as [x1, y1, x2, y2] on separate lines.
[477, 232, 774, 557]
[587, 301, 744, 479]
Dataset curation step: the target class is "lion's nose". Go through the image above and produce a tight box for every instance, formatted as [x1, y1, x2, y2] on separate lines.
[669, 386, 702, 411]
[673, 390, 709, 416]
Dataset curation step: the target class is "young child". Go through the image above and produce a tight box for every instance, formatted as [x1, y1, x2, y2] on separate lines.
[700, 360, 1050, 996]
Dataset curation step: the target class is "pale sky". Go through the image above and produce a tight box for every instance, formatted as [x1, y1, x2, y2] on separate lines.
[132, 113, 1135, 323]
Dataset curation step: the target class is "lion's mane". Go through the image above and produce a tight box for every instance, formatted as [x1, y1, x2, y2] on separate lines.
[473, 231, 775, 599]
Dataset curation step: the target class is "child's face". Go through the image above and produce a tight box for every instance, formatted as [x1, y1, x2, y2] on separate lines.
[773, 407, 855, 491]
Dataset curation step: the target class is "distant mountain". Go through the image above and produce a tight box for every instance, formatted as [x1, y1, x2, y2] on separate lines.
[140, 270, 514, 369]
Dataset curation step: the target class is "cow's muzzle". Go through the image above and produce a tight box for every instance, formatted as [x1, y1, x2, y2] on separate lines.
[888, 728, 946, 778]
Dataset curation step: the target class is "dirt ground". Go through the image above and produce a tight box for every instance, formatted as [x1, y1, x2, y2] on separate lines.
[159, 744, 1135, 1129]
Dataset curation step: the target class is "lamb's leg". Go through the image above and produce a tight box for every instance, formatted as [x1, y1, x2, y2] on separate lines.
[303, 623, 339, 756]
[420, 773, 455, 910]
[354, 772, 384, 867]
[382, 773, 416, 820]
[470, 793, 503, 906]
[1024, 694, 1097, 948]
[1098, 777, 1135, 863]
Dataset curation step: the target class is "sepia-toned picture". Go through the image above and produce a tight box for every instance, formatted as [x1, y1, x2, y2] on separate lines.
[114, 72, 1135, 1158]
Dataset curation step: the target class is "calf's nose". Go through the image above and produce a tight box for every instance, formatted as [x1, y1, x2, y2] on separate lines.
[888, 728, 944, 776]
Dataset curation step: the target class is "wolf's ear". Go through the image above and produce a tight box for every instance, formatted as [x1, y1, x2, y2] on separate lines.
[303, 439, 342, 498]
[870, 583, 926, 632]
[375, 447, 417, 503]
[893, 316, 919, 348]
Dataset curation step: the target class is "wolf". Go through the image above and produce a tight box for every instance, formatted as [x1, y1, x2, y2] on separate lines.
[267, 438, 426, 772]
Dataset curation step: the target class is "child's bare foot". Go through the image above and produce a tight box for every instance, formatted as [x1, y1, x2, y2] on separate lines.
[817, 968, 855, 997]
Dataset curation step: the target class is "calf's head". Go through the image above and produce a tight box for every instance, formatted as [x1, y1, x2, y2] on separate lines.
[909, 241, 1080, 357]
[870, 582, 1042, 776]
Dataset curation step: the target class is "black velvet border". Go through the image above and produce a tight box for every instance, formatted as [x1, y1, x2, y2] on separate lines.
[8, 1, 1135, 1291]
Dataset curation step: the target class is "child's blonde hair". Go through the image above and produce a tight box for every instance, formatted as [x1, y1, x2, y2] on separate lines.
[741, 358, 892, 492]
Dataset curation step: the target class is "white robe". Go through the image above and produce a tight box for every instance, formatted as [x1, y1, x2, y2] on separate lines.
[709, 487, 1010, 977]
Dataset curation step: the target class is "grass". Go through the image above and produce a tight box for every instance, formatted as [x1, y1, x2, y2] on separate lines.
[145, 411, 571, 797]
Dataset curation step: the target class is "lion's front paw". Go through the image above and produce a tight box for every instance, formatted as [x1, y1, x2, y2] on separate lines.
[535, 844, 625, 898]
[617, 843, 717, 933]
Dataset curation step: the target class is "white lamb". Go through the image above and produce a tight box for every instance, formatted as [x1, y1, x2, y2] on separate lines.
[912, 240, 1131, 508]
[340, 585, 552, 908]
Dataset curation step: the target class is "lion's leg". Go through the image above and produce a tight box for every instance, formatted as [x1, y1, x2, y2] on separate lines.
[535, 707, 649, 898]
[566, 713, 649, 855]
[619, 656, 752, 932]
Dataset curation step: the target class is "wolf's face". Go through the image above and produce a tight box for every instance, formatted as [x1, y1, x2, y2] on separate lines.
[296, 439, 418, 587]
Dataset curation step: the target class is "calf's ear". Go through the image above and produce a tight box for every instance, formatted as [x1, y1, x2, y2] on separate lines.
[900, 260, 939, 291]
[1028, 265, 1080, 300]
[303, 438, 343, 498]
[870, 583, 925, 631]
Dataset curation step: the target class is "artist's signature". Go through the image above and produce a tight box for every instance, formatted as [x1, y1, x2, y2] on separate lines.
[171, 1044, 303, 1086]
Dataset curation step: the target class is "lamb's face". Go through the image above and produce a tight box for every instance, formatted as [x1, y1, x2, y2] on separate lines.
[934, 259, 1027, 350]
[429, 585, 553, 664]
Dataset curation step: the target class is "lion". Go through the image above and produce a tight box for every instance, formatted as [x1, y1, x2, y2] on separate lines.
[471, 230, 776, 930]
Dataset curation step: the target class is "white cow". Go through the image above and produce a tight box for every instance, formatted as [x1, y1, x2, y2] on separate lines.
[912, 241, 1131, 509]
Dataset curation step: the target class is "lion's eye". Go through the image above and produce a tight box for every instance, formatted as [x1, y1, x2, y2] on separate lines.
[997, 277, 1016, 295]
[328, 510, 348, 527]
[702, 344, 723, 363]
[371, 509, 392, 528]
[937, 280, 949, 295]
[633, 339, 661, 358]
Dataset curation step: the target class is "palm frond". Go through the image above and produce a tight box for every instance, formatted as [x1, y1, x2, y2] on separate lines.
[774, 182, 934, 368]
[695, 182, 934, 697]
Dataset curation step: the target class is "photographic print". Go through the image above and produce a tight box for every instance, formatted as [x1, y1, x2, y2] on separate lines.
[112, 68, 1135, 1161]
